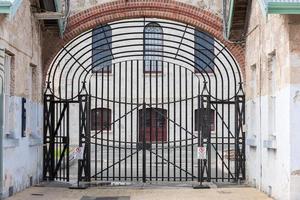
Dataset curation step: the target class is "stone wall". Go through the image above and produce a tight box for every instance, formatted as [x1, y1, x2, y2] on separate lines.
[42, 0, 245, 83]
[0, 0, 43, 198]
[245, 1, 300, 199]
[69, 0, 223, 17]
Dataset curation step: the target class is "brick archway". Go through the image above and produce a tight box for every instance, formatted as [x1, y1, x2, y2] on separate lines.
[42, 0, 245, 81]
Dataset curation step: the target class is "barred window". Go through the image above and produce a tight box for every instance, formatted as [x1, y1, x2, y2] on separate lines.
[144, 23, 163, 73]
[92, 25, 112, 73]
[194, 30, 215, 73]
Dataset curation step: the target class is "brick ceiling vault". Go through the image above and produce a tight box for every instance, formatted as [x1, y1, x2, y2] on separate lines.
[42, 0, 245, 82]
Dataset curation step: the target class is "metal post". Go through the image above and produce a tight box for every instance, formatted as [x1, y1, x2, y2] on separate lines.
[142, 102, 147, 183]
[193, 94, 209, 189]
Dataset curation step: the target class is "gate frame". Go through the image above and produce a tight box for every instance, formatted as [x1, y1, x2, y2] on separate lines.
[43, 17, 246, 184]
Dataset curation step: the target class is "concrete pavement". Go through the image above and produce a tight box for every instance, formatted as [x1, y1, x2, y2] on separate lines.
[7, 184, 272, 200]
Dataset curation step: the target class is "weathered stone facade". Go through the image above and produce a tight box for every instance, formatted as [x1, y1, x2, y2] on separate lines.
[69, 0, 223, 17]
[42, 0, 245, 83]
[0, 0, 43, 198]
[1, 0, 300, 199]
[1, 1, 244, 197]
[245, 1, 300, 199]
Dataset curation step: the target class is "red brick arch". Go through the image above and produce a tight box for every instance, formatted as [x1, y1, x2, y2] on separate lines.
[43, 0, 245, 81]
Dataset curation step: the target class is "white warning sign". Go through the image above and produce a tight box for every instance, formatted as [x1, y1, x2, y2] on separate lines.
[197, 146, 207, 160]
[69, 145, 85, 162]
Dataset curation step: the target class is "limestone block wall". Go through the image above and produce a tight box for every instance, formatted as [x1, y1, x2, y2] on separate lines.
[49, 18, 240, 148]
[0, 0, 43, 198]
[245, 1, 300, 199]
[68, 0, 223, 17]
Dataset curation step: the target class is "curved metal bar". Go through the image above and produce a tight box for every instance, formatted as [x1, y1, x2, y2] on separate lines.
[46, 19, 242, 100]
[44, 18, 245, 183]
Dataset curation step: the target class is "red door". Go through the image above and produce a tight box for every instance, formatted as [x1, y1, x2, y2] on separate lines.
[139, 108, 167, 143]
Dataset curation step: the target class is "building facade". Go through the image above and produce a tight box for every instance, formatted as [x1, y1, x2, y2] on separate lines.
[47, 17, 242, 182]
[242, 1, 300, 199]
[0, 0, 44, 198]
[0, 0, 299, 199]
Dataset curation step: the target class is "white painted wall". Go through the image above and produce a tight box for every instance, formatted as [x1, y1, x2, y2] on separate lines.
[2, 97, 43, 198]
[245, 2, 300, 199]
[0, 0, 44, 197]
[49, 18, 241, 146]
[48, 18, 243, 181]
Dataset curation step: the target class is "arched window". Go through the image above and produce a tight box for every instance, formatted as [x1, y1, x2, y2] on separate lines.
[144, 22, 163, 73]
[91, 108, 112, 131]
[92, 24, 112, 73]
[194, 30, 215, 73]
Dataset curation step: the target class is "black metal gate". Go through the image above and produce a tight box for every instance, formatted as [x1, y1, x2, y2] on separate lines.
[43, 18, 245, 184]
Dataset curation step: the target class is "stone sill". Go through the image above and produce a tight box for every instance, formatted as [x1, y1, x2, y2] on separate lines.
[3, 137, 19, 149]
[246, 136, 257, 148]
[29, 134, 43, 147]
[263, 135, 277, 150]
[29, 137, 43, 147]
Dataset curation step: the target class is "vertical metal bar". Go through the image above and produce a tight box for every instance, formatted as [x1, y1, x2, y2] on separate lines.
[167, 62, 170, 181]
[179, 66, 182, 181]
[43, 94, 50, 180]
[78, 96, 82, 182]
[227, 86, 230, 181]
[149, 60, 152, 181]
[63, 102, 65, 180]
[125, 61, 128, 180]
[87, 83, 91, 181]
[130, 60, 133, 181]
[161, 60, 164, 181]
[101, 68, 104, 180]
[142, 102, 146, 183]
[95, 72, 98, 180]
[215, 98, 218, 181]
[207, 96, 211, 182]
[242, 95, 246, 180]
[136, 60, 139, 181]
[107, 66, 110, 180]
[59, 101, 61, 180]
[119, 62, 122, 181]
[142, 57, 146, 182]
[235, 96, 238, 182]
[155, 60, 158, 181]
[191, 74, 194, 181]
[113, 64, 116, 181]
[86, 94, 91, 181]
[173, 64, 176, 181]
[197, 94, 202, 184]
[222, 89, 224, 181]
[55, 102, 58, 180]
[215, 71, 219, 182]
[185, 68, 188, 181]
[66, 102, 69, 181]
[142, 18, 146, 183]
[243, 95, 246, 179]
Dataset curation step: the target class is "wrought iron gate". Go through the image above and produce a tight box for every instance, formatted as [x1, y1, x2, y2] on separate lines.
[43, 18, 245, 184]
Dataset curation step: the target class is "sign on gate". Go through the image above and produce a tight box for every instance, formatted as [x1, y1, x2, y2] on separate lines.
[197, 146, 207, 160]
[69, 145, 85, 162]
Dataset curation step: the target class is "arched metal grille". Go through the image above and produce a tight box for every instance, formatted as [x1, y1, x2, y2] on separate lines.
[43, 18, 245, 185]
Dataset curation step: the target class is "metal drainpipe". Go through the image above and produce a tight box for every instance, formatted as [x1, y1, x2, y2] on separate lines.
[223, 0, 227, 39]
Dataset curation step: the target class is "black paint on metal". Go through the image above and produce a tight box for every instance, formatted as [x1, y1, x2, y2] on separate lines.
[43, 19, 246, 185]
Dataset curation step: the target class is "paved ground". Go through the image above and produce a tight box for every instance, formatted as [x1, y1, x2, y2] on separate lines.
[7, 184, 272, 200]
